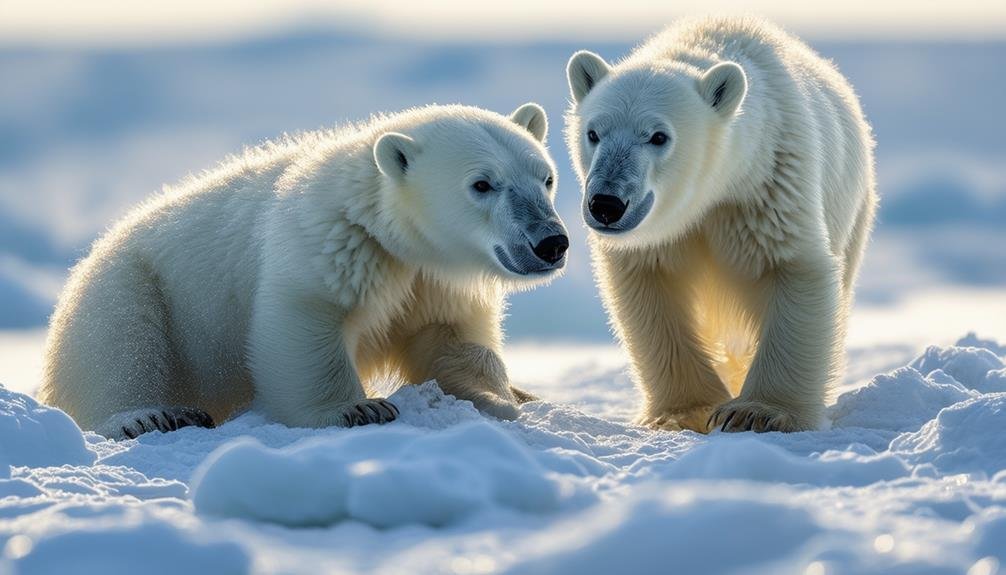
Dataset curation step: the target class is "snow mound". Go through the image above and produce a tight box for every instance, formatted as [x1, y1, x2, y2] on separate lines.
[0, 384, 95, 467]
[910, 343, 1003, 390]
[502, 485, 830, 575]
[191, 419, 566, 528]
[973, 508, 1006, 563]
[654, 437, 911, 487]
[890, 393, 1006, 477]
[11, 512, 250, 575]
[829, 367, 976, 432]
[384, 380, 485, 429]
[956, 332, 1006, 357]
[983, 369, 1006, 394]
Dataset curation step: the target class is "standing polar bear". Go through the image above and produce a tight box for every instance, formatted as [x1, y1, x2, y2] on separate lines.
[566, 17, 876, 432]
[40, 104, 568, 439]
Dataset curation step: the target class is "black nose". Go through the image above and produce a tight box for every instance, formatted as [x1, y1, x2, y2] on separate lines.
[532, 234, 569, 264]
[588, 194, 627, 225]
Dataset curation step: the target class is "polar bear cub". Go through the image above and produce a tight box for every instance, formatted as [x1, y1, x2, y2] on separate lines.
[566, 17, 876, 432]
[40, 104, 568, 439]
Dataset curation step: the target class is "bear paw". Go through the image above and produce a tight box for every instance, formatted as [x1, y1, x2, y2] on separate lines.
[510, 385, 539, 404]
[707, 399, 806, 433]
[333, 398, 399, 427]
[642, 405, 719, 433]
[468, 393, 520, 421]
[99, 406, 216, 440]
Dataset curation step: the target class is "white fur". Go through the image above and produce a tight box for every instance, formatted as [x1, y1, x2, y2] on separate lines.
[566, 17, 877, 432]
[40, 104, 565, 436]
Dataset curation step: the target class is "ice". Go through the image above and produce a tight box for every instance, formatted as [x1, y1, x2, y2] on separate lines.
[1, 336, 1005, 573]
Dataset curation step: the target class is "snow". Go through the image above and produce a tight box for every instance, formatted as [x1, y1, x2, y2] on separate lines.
[1, 335, 1005, 573]
[828, 367, 977, 433]
[191, 407, 569, 528]
[0, 384, 95, 468]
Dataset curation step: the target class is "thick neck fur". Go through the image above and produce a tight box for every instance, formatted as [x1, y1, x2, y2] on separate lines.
[277, 124, 501, 309]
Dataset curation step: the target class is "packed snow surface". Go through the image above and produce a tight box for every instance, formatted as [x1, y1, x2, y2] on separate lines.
[2, 335, 1005, 574]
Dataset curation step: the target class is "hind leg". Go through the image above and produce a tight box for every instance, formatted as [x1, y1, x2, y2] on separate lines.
[399, 323, 520, 420]
[40, 253, 198, 436]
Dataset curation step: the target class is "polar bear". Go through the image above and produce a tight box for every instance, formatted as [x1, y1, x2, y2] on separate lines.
[39, 103, 568, 439]
[565, 17, 876, 432]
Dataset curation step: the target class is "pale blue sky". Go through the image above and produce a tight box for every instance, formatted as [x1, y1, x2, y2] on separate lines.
[3, 0, 1005, 45]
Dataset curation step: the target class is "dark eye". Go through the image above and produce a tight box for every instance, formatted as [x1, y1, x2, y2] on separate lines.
[545, 176, 554, 189]
[587, 130, 600, 144]
[472, 180, 493, 193]
[648, 131, 669, 146]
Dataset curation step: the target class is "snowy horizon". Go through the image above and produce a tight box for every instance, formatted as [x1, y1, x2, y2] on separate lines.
[1, 31, 1005, 346]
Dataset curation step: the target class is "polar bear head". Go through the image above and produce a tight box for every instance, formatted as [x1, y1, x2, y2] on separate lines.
[373, 104, 568, 287]
[565, 51, 748, 248]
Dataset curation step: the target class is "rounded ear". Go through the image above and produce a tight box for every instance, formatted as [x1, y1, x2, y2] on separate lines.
[566, 50, 610, 104]
[510, 102, 548, 142]
[374, 132, 418, 180]
[697, 61, 747, 117]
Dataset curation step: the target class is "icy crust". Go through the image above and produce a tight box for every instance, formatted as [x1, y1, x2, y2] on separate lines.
[1, 335, 1005, 574]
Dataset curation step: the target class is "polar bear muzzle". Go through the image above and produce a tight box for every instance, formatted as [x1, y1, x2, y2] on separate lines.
[493, 225, 568, 277]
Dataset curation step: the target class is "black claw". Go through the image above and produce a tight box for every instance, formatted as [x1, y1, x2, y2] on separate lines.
[135, 419, 149, 433]
[721, 411, 737, 431]
[161, 411, 177, 431]
[122, 426, 137, 439]
[360, 404, 375, 421]
[199, 412, 215, 428]
[384, 401, 399, 417]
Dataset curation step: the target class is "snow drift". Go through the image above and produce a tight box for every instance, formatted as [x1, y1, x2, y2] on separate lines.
[1, 335, 1005, 574]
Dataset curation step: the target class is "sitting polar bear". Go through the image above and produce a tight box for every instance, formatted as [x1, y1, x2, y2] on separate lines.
[39, 104, 568, 439]
[565, 17, 877, 432]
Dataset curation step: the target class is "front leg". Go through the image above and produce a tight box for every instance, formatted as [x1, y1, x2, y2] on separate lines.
[248, 288, 397, 428]
[400, 323, 519, 420]
[601, 250, 731, 432]
[710, 257, 841, 432]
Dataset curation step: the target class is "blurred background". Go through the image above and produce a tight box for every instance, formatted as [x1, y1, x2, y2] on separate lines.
[1, 1, 1005, 387]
